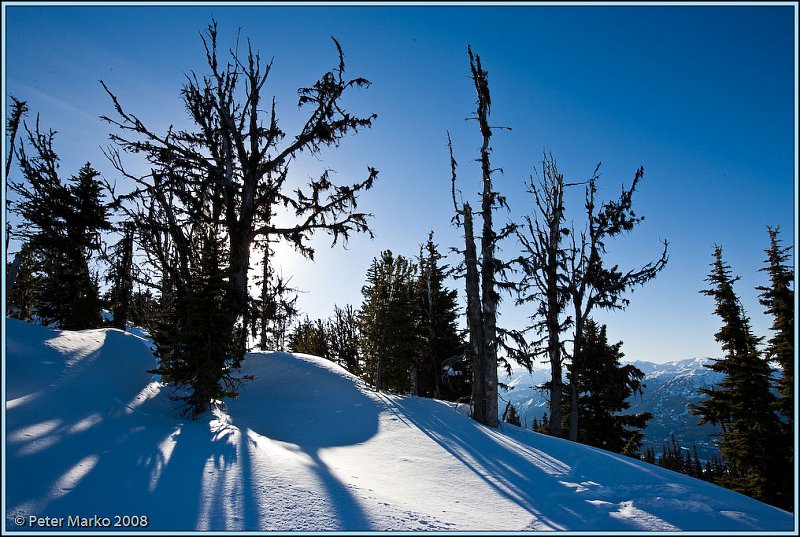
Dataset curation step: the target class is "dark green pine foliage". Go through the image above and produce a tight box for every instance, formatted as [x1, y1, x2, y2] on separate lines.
[106, 222, 135, 330]
[503, 402, 522, 427]
[652, 436, 719, 483]
[756, 226, 794, 425]
[414, 232, 467, 400]
[62, 163, 111, 328]
[538, 413, 550, 434]
[327, 304, 362, 375]
[7, 242, 42, 321]
[150, 229, 244, 418]
[690, 246, 787, 509]
[755, 227, 794, 512]
[128, 288, 159, 332]
[359, 250, 419, 392]
[567, 320, 652, 456]
[289, 316, 331, 359]
[150, 268, 184, 385]
[12, 128, 111, 329]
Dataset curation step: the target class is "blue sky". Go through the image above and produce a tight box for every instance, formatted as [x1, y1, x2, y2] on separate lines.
[3, 2, 796, 365]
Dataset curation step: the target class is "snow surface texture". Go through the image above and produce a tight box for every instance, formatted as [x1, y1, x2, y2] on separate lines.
[5, 319, 795, 532]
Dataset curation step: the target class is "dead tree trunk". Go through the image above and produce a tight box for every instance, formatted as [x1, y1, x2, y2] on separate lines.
[448, 46, 509, 428]
[516, 153, 570, 437]
[472, 46, 500, 428]
[463, 202, 487, 423]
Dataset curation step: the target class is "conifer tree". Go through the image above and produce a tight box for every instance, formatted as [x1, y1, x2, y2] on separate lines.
[106, 222, 135, 330]
[515, 153, 570, 437]
[414, 231, 464, 399]
[327, 304, 362, 375]
[642, 446, 656, 465]
[128, 287, 159, 331]
[755, 226, 794, 512]
[690, 246, 787, 508]
[5, 96, 28, 254]
[253, 239, 299, 352]
[289, 316, 331, 358]
[359, 250, 418, 392]
[756, 226, 794, 425]
[7, 241, 41, 321]
[515, 154, 667, 440]
[502, 402, 522, 427]
[565, 320, 652, 455]
[540, 412, 550, 434]
[10, 120, 111, 329]
[150, 228, 243, 418]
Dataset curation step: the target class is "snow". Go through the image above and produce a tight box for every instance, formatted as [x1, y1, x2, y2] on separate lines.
[4, 318, 795, 532]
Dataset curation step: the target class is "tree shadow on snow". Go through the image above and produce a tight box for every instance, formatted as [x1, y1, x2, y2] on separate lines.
[224, 352, 380, 531]
[387, 396, 647, 532]
[7, 330, 248, 531]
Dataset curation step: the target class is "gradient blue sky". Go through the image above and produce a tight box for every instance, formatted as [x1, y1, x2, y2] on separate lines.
[3, 2, 796, 365]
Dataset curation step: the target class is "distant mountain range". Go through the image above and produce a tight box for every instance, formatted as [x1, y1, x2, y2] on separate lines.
[500, 357, 725, 461]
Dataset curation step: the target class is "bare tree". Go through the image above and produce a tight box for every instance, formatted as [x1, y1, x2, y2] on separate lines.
[517, 155, 668, 440]
[515, 153, 573, 437]
[101, 20, 378, 415]
[449, 47, 519, 428]
[565, 165, 668, 441]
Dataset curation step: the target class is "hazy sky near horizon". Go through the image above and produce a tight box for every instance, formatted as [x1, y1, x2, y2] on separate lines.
[3, 2, 796, 366]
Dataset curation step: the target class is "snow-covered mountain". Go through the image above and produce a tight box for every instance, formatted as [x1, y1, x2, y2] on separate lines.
[5, 318, 793, 531]
[501, 358, 725, 460]
[626, 358, 724, 460]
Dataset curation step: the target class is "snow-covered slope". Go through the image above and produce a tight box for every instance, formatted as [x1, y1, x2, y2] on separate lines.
[5, 319, 794, 531]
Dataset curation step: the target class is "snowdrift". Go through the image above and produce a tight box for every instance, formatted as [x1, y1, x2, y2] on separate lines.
[4, 318, 795, 532]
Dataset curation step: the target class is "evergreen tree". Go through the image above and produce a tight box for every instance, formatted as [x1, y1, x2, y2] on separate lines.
[502, 402, 522, 426]
[690, 246, 787, 508]
[756, 226, 794, 424]
[539, 412, 550, 434]
[514, 152, 570, 437]
[414, 232, 465, 399]
[149, 228, 243, 418]
[149, 264, 185, 386]
[327, 304, 362, 375]
[106, 222, 135, 330]
[755, 226, 794, 512]
[692, 444, 704, 478]
[566, 320, 652, 455]
[642, 446, 656, 465]
[7, 241, 41, 321]
[128, 287, 159, 332]
[5, 96, 28, 254]
[359, 250, 419, 392]
[10, 120, 111, 329]
[515, 153, 667, 441]
[289, 316, 331, 358]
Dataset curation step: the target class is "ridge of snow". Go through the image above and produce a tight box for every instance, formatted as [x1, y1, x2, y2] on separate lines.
[5, 318, 794, 531]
